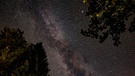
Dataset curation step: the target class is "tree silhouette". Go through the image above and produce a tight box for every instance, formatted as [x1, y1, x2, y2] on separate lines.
[81, 0, 135, 46]
[27, 43, 50, 76]
[0, 28, 50, 76]
[0, 28, 28, 76]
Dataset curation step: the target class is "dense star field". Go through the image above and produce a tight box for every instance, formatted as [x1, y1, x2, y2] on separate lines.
[0, 0, 135, 76]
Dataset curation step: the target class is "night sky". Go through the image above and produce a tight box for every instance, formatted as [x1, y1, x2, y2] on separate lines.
[0, 0, 135, 76]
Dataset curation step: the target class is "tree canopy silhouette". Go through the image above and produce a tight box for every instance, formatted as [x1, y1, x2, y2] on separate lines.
[81, 0, 135, 46]
[0, 28, 50, 76]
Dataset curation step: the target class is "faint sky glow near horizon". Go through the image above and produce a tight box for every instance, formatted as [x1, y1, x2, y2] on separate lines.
[0, 0, 135, 76]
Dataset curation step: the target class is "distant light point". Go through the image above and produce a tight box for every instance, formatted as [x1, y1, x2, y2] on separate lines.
[81, 10, 84, 13]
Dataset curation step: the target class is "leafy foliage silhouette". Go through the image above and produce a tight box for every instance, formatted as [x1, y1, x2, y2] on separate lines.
[81, 0, 135, 46]
[0, 28, 50, 76]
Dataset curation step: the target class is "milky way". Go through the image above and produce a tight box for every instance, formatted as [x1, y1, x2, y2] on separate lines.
[39, 7, 98, 76]
[1, 0, 135, 76]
